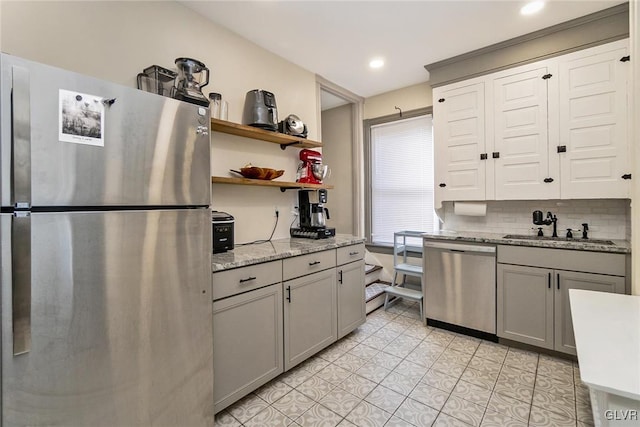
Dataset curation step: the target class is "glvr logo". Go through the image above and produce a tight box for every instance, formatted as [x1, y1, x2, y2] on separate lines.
[604, 409, 639, 421]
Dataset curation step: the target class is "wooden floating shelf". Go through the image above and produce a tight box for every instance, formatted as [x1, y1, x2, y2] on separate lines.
[212, 176, 334, 192]
[210, 118, 322, 150]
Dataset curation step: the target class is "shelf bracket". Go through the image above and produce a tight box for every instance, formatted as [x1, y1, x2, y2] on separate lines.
[280, 141, 302, 150]
[280, 186, 299, 192]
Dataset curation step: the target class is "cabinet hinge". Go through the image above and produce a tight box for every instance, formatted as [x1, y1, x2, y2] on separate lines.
[622, 174, 632, 180]
[438, 98, 445, 103]
[620, 55, 631, 62]
[557, 145, 567, 153]
[542, 74, 553, 80]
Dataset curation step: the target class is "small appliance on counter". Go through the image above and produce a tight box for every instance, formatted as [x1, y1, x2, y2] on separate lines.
[278, 114, 308, 138]
[243, 89, 278, 131]
[171, 57, 210, 107]
[296, 149, 330, 184]
[290, 189, 336, 239]
[137, 64, 177, 97]
[212, 211, 235, 253]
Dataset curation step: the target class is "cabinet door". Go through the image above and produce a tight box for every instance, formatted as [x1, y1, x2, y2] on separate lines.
[555, 270, 625, 355]
[284, 269, 337, 371]
[497, 264, 554, 349]
[558, 40, 630, 199]
[493, 65, 558, 199]
[337, 260, 365, 339]
[433, 81, 487, 201]
[213, 284, 283, 412]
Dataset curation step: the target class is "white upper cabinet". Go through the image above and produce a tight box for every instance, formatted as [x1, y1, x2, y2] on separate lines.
[558, 40, 631, 199]
[492, 64, 559, 199]
[433, 39, 630, 202]
[433, 79, 487, 202]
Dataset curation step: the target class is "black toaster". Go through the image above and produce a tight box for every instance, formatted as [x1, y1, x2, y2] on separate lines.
[212, 211, 234, 253]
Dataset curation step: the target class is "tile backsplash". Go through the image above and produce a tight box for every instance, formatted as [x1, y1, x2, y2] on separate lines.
[439, 199, 631, 240]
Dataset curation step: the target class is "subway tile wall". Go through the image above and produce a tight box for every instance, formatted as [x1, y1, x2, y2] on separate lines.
[440, 199, 631, 241]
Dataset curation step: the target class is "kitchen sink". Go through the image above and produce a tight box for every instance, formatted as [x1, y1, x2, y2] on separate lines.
[502, 235, 615, 246]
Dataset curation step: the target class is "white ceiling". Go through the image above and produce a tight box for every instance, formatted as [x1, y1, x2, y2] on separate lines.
[182, 0, 625, 98]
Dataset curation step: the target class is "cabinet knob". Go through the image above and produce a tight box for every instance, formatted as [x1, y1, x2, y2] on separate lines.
[480, 153, 488, 160]
[439, 183, 446, 188]
[622, 174, 632, 180]
[239, 276, 256, 283]
[438, 98, 445, 103]
[542, 74, 553, 79]
[543, 178, 554, 183]
[620, 55, 631, 62]
[492, 152, 500, 159]
[308, 261, 321, 266]
[557, 145, 567, 153]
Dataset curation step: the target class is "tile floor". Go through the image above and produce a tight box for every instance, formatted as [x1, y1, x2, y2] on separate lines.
[215, 301, 594, 427]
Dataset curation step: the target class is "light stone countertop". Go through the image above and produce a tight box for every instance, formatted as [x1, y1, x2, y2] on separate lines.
[422, 230, 631, 254]
[212, 234, 365, 272]
[570, 289, 640, 401]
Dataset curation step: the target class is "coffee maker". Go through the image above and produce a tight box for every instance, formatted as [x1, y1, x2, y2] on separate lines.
[171, 57, 210, 107]
[291, 189, 336, 239]
[296, 149, 329, 184]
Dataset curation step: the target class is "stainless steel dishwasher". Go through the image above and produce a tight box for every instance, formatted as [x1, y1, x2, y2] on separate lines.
[424, 241, 496, 334]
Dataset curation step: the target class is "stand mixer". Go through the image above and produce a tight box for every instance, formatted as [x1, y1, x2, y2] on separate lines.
[296, 149, 330, 184]
[171, 57, 210, 107]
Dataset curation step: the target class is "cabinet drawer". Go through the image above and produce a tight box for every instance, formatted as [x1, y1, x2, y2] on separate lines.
[213, 260, 283, 301]
[283, 249, 336, 281]
[497, 245, 625, 276]
[337, 243, 365, 266]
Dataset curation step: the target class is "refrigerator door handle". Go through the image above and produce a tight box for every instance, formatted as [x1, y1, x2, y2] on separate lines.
[11, 212, 32, 355]
[12, 65, 32, 210]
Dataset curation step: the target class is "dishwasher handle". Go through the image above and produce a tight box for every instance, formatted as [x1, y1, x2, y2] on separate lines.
[423, 241, 496, 254]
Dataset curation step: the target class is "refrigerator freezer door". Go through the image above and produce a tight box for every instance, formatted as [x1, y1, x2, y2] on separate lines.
[1, 209, 213, 426]
[1, 54, 211, 208]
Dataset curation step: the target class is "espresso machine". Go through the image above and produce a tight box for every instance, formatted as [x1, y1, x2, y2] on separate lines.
[291, 189, 336, 239]
[296, 149, 330, 184]
[171, 57, 210, 107]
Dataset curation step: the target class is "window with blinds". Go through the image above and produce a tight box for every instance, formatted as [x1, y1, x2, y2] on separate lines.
[369, 114, 438, 245]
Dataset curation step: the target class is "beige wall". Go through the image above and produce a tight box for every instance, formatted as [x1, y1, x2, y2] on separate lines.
[321, 104, 354, 234]
[1, 1, 318, 243]
[364, 82, 432, 120]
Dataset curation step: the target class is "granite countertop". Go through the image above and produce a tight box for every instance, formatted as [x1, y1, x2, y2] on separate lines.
[422, 230, 631, 254]
[212, 234, 365, 272]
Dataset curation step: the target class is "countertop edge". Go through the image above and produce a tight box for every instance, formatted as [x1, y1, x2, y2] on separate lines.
[422, 232, 630, 254]
[212, 235, 365, 272]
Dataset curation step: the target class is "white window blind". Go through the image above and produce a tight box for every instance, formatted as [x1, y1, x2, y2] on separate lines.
[370, 115, 438, 245]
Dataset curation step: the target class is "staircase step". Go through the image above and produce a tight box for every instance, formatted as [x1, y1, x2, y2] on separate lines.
[365, 281, 390, 302]
[365, 264, 383, 274]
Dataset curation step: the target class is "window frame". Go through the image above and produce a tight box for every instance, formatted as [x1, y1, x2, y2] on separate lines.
[363, 106, 434, 248]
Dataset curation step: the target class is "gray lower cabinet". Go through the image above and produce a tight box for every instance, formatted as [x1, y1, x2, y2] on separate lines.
[497, 264, 554, 350]
[213, 283, 283, 412]
[337, 259, 366, 339]
[284, 268, 337, 371]
[497, 245, 627, 355]
[555, 270, 625, 354]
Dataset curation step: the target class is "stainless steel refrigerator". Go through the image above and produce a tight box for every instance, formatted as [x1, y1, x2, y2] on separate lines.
[0, 54, 214, 426]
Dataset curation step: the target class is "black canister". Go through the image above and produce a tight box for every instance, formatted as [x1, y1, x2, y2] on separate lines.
[532, 210, 544, 225]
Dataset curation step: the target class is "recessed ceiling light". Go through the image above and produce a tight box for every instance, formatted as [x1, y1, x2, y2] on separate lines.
[521, 1, 545, 15]
[369, 58, 385, 69]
